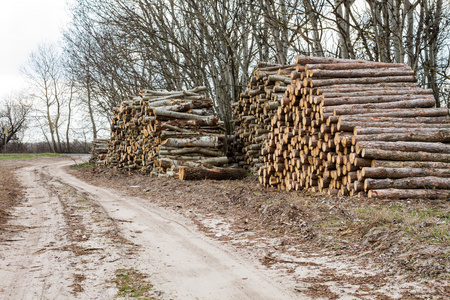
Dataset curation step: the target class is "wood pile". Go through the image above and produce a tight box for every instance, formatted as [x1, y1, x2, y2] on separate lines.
[105, 87, 230, 178]
[90, 138, 108, 164]
[232, 62, 297, 173]
[243, 55, 450, 199]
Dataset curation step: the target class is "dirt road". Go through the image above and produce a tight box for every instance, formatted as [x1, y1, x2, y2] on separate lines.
[1, 157, 446, 299]
[0, 158, 299, 299]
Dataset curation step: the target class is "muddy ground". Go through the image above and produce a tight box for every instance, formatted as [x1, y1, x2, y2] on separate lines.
[0, 156, 449, 299]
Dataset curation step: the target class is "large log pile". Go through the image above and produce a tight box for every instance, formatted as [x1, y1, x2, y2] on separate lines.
[105, 87, 230, 177]
[244, 55, 450, 199]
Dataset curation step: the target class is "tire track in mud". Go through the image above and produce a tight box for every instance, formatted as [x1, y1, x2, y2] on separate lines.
[38, 168, 138, 297]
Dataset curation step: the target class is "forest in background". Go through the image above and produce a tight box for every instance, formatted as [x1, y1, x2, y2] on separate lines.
[1, 0, 449, 152]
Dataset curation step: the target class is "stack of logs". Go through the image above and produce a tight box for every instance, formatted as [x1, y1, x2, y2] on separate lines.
[90, 138, 108, 164]
[232, 62, 297, 173]
[237, 56, 450, 199]
[105, 87, 230, 178]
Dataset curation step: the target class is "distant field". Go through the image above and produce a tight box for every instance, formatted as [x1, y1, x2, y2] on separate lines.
[0, 153, 62, 160]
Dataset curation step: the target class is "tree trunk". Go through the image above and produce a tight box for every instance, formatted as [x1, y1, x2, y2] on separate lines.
[153, 109, 216, 120]
[360, 148, 450, 163]
[325, 98, 435, 114]
[308, 68, 414, 78]
[179, 167, 247, 180]
[306, 62, 407, 71]
[162, 136, 223, 148]
[354, 126, 447, 136]
[356, 141, 450, 154]
[361, 167, 450, 179]
[164, 118, 219, 127]
[158, 147, 224, 157]
[337, 119, 450, 131]
[353, 130, 450, 144]
[335, 107, 448, 117]
[368, 189, 449, 199]
[370, 160, 450, 169]
[322, 94, 435, 106]
[305, 75, 417, 87]
[365, 176, 450, 191]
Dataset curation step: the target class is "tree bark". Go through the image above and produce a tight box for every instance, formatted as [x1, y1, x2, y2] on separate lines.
[162, 136, 223, 148]
[371, 160, 450, 169]
[361, 167, 450, 179]
[354, 126, 447, 136]
[365, 176, 450, 191]
[308, 68, 414, 78]
[305, 75, 416, 87]
[337, 119, 450, 131]
[325, 98, 435, 114]
[368, 189, 449, 199]
[305, 62, 406, 71]
[322, 94, 435, 106]
[356, 141, 450, 154]
[179, 167, 247, 180]
[164, 118, 219, 127]
[361, 148, 450, 163]
[353, 130, 450, 144]
[153, 109, 215, 120]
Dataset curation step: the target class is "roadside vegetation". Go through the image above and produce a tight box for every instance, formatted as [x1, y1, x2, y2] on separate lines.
[0, 153, 61, 160]
[113, 268, 155, 299]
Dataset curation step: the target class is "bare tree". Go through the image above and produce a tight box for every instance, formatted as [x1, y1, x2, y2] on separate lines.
[22, 43, 75, 153]
[0, 94, 32, 152]
[62, 0, 450, 129]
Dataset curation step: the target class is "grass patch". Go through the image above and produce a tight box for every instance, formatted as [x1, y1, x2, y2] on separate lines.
[0, 153, 62, 160]
[353, 203, 449, 243]
[71, 162, 95, 169]
[114, 268, 154, 299]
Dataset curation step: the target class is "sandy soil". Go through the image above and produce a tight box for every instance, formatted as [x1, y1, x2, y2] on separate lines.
[0, 156, 448, 299]
[0, 158, 297, 299]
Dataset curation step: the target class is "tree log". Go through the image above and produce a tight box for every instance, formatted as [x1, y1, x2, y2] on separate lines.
[305, 62, 407, 71]
[296, 55, 371, 65]
[159, 147, 224, 157]
[165, 118, 219, 127]
[371, 160, 450, 169]
[321, 94, 435, 106]
[356, 141, 450, 154]
[353, 130, 450, 144]
[308, 68, 414, 78]
[153, 109, 214, 120]
[324, 98, 435, 114]
[335, 116, 450, 125]
[334, 107, 447, 117]
[162, 136, 223, 148]
[361, 167, 450, 179]
[368, 189, 450, 199]
[319, 87, 432, 96]
[179, 167, 247, 180]
[361, 148, 450, 162]
[305, 75, 416, 88]
[365, 177, 450, 191]
[338, 120, 450, 131]
[354, 127, 447, 136]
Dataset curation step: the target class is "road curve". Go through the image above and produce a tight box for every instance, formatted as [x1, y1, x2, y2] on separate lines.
[1, 158, 299, 299]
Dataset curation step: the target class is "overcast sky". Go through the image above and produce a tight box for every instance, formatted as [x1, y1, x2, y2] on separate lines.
[0, 0, 72, 99]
